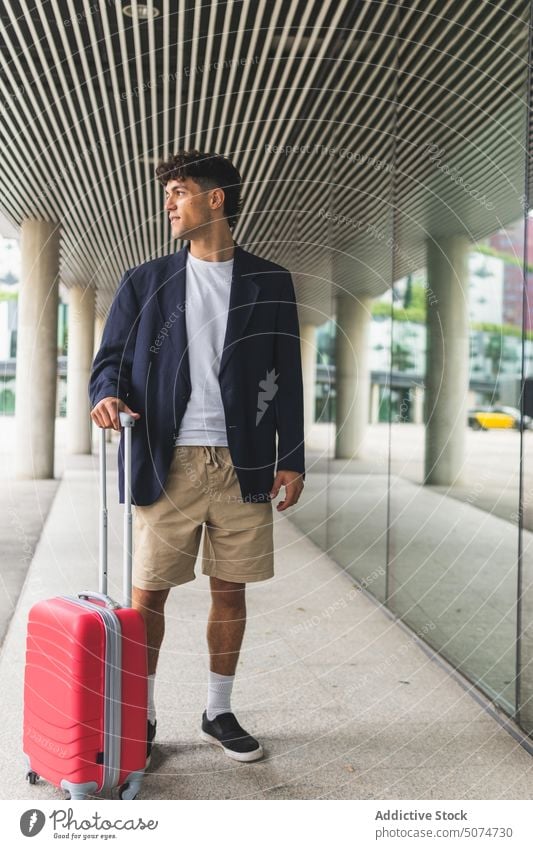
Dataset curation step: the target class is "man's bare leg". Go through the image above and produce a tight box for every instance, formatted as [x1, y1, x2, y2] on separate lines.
[132, 586, 170, 675]
[132, 585, 170, 762]
[203, 576, 262, 760]
[207, 576, 246, 673]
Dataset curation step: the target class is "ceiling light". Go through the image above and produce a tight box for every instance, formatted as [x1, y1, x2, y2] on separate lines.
[123, 5, 160, 20]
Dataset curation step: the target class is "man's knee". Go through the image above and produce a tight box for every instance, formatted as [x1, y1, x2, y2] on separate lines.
[210, 577, 246, 608]
[132, 585, 170, 614]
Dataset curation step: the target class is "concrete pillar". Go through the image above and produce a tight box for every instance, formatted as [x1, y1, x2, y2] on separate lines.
[92, 311, 113, 444]
[424, 234, 470, 485]
[370, 381, 380, 423]
[67, 286, 95, 453]
[94, 313, 105, 354]
[15, 219, 61, 479]
[334, 293, 373, 458]
[411, 383, 424, 424]
[300, 323, 317, 441]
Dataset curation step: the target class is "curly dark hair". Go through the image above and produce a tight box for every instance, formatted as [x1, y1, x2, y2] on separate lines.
[155, 150, 243, 230]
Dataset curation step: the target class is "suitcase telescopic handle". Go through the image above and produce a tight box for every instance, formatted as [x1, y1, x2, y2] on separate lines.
[77, 591, 120, 609]
[98, 412, 136, 608]
[119, 412, 135, 608]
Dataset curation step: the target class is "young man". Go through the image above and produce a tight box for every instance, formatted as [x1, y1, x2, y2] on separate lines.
[89, 150, 305, 767]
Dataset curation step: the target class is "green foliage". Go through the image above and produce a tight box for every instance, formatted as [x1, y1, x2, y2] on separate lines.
[473, 321, 533, 341]
[476, 242, 533, 273]
[371, 284, 426, 325]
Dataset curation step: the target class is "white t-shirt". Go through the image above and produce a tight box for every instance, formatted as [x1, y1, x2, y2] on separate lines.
[174, 250, 233, 446]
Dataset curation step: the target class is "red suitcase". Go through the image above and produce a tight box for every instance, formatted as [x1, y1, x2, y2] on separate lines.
[22, 414, 148, 800]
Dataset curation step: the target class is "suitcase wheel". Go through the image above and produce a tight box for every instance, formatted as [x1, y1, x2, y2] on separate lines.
[25, 770, 40, 785]
[119, 781, 139, 800]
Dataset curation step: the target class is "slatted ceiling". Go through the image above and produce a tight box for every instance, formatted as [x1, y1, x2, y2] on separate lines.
[390, 0, 529, 286]
[242, 2, 399, 292]
[93, 9, 143, 272]
[0, 1, 530, 320]
[224, 3, 335, 191]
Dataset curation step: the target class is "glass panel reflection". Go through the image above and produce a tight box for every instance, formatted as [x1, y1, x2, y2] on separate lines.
[388, 2, 530, 715]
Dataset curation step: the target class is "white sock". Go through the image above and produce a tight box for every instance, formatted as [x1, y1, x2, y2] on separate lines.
[147, 673, 156, 724]
[206, 670, 235, 721]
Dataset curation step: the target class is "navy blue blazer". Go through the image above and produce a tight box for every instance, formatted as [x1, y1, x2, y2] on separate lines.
[89, 241, 306, 506]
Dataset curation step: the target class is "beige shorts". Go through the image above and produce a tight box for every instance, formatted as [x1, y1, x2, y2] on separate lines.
[132, 445, 274, 590]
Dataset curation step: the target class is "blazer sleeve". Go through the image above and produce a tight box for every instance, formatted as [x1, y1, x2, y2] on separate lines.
[88, 268, 140, 408]
[273, 271, 306, 479]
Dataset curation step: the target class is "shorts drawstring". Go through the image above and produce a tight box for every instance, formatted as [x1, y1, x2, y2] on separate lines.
[203, 445, 220, 469]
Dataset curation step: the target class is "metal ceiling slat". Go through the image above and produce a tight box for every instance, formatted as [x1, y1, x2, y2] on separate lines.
[393, 66, 528, 202]
[396, 4, 524, 132]
[395, 100, 527, 218]
[184, 0, 202, 145]
[0, 84, 54, 224]
[236, 0, 351, 264]
[48, 11, 126, 287]
[395, 2, 525, 133]
[21, 0, 118, 288]
[396, 56, 526, 165]
[244, 10, 392, 268]
[161, 0, 170, 163]
[155, 0, 170, 257]
[82, 1, 138, 275]
[403, 0, 525, 96]
[240, 2, 393, 244]
[0, 34, 57, 224]
[394, 154, 525, 255]
[222, 0, 286, 159]
[40, 0, 131, 285]
[384, 134, 526, 273]
[130, 0, 153, 259]
[390, 71, 528, 225]
[129, 1, 155, 259]
[235, 0, 323, 187]
[331, 4, 528, 260]
[148, 0, 161, 255]
[211, 0, 263, 159]
[396, 0, 462, 89]
[23, 0, 115, 280]
[195, 0, 221, 151]
[0, 6, 76, 228]
[0, 1, 102, 288]
[171, 1, 186, 151]
[334, 68, 526, 246]
[114, 4, 151, 262]
[328, 3, 462, 215]
[321, 7, 400, 250]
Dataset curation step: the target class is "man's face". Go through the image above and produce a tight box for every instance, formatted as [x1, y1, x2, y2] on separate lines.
[164, 176, 223, 239]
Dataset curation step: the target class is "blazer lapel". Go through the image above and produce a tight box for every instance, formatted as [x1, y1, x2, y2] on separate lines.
[155, 245, 191, 392]
[156, 242, 260, 387]
[219, 243, 260, 379]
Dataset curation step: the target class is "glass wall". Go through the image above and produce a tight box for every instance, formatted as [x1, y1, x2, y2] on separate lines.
[386, 6, 530, 718]
[291, 1, 533, 733]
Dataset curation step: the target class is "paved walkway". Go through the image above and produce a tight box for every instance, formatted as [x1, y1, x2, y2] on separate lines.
[2, 445, 533, 800]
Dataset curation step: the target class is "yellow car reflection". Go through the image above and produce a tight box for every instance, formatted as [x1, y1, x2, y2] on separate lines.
[467, 406, 531, 431]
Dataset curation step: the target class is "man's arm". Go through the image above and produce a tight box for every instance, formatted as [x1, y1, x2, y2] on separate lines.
[89, 268, 141, 429]
[271, 271, 306, 501]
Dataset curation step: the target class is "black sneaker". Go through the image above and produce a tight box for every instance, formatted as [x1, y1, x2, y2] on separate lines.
[201, 711, 264, 762]
[146, 719, 157, 767]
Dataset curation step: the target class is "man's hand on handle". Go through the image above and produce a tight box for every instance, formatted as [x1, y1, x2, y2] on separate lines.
[90, 397, 141, 431]
[269, 470, 304, 511]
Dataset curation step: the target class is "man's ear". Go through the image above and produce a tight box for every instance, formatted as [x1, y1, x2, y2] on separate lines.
[211, 187, 225, 210]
